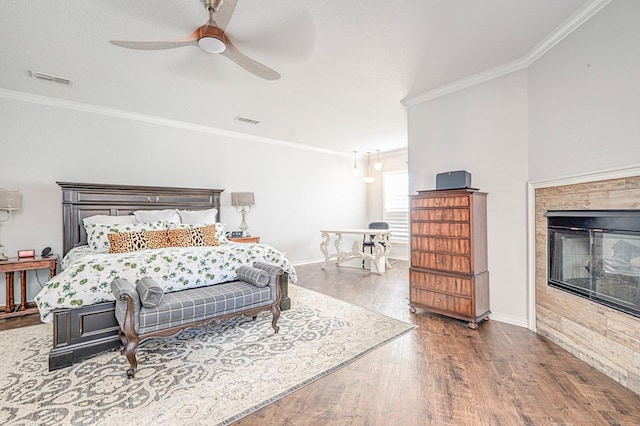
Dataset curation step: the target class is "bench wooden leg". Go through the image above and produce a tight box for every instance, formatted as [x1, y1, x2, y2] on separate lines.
[271, 303, 281, 334]
[121, 294, 139, 378]
[118, 329, 127, 354]
[124, 334, 139, 379]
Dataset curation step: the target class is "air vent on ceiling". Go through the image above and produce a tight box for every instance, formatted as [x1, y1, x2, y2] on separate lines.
[30, 71, 74, 86]
[234, 116, 260, 125]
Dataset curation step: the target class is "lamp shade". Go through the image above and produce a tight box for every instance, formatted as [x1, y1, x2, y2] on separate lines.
[231, 192, 255, 207]
[0, 189, 20, 211]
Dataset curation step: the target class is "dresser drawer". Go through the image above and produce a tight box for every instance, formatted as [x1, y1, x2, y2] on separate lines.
[410, 288, 472, 317]
[411, 196, 469, 209]
[409, 269, 472, 296]
[411, 237, 470, 255]
[410, 208, 470, 222]
[411, 252, 471, 274]
[411, 222, 470, 237]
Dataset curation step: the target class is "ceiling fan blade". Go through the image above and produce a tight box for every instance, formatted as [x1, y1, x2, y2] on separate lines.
[207, 0, 238, 31]
[110, 29, 200, 51]
[221, 38, 281, 80]
[110, 40, 197, 50]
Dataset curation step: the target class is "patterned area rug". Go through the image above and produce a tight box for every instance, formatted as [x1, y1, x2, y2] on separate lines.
[0, 285, 415, 425]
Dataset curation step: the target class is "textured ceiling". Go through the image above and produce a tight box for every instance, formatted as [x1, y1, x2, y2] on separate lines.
[0, 0, 589, 154]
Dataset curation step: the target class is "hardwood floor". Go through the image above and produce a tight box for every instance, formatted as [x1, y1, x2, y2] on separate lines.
[0, 310, 41, 329]
[2, 260, 640, 425]
[236, 260, 640, 425]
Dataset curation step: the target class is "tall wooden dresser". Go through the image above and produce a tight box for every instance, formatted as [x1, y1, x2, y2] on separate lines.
[409, 188, 490, 329]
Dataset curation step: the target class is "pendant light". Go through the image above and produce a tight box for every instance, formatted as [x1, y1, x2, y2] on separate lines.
[352, 151, 359, 176]
[363, 152, 375, 183]
[374, 150, 382, 171]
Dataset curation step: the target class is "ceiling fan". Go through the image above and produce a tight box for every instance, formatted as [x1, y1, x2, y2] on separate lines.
[110, 0, 280, 80]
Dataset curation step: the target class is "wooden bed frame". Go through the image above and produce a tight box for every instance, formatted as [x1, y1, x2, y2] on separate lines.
[48, 182, 291, 371]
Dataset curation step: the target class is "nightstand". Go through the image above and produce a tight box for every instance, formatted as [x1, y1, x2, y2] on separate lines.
[0, 255, 57, 318]
[228, 236, 260, 244]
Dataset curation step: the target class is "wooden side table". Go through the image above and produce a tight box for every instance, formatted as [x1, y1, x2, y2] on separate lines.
[229, 236, 261, 243]
[0, 255, 57, 319]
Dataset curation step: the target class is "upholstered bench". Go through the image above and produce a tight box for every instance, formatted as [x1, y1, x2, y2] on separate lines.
[110, 262, 283, 378]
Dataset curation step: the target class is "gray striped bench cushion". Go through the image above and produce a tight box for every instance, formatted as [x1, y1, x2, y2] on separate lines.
[138, 281, 272, 334]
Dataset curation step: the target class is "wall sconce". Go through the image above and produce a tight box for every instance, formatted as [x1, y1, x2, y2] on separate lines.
[0, 188, 20, 222]
[374, 150, 383, 171]
[363, 152, 375, 184]
[231, 192, 255, 236]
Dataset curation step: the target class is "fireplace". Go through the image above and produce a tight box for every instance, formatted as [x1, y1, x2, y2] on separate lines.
[546, 210, 640, 318]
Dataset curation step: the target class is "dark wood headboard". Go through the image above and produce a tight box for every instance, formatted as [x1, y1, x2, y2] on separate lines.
[57, 182, 224, 256]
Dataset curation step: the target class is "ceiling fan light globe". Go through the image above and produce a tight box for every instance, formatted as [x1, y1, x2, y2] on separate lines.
[198, 37, 226, 54]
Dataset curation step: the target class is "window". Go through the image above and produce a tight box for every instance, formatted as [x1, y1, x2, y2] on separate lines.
[383, 170, 409, 244]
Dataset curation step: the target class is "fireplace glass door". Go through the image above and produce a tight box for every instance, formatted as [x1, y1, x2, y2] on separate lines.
[549, 227, 640, 317]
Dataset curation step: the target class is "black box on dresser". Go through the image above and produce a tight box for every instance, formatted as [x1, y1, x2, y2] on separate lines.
[435, 170, 472, 190]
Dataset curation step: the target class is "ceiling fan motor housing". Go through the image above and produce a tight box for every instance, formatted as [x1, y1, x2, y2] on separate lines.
[198, 36, 226, 53]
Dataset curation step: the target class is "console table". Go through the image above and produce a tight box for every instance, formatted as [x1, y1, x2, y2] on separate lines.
[0, 255, 57, 319]
[320, 228, 392, 274]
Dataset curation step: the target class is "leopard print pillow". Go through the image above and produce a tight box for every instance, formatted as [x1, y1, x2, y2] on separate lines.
[167, 225, 219, 247]
[108, 229, 170, 253]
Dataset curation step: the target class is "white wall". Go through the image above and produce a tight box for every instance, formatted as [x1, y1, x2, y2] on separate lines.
[0, 95, 367, 304]
[406, 1, 640, 329]
[528, 0, 640, 182]
[407, 70, 529, 326]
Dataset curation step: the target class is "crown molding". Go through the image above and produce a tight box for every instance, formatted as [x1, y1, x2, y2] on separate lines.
[402, 0, 612, 107]
[0, 87, 348, 157]
[522, 0, 612, 67]
[379, 147, 408, 157]
[529, 163, 640, 190]
[402, 57, 527, 107]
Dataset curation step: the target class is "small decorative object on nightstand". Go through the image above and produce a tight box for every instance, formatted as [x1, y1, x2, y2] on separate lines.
[18, 249, 36, 259]
[0, 255, 57, 318]
[229, 236, 260, 244]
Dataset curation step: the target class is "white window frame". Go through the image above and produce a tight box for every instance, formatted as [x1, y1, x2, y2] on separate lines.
[382, 170, 409, 244]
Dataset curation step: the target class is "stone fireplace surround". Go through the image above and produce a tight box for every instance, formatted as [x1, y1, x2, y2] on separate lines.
[534, 173, 640, 395]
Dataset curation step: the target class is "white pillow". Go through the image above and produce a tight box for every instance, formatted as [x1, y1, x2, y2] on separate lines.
[177, 208, 218, 225]
[82, 215, 137, 226]
[133, 209, 180, 224]
[84, 221, 166, 252]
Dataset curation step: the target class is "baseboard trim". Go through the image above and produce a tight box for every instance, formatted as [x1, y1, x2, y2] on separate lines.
[291, 259, 325, 267]
[292, 256, 408, 267]
[489, 313, 529, 328]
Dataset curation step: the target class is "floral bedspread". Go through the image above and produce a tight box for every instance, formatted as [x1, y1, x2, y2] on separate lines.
[35, 243, 297, 323]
